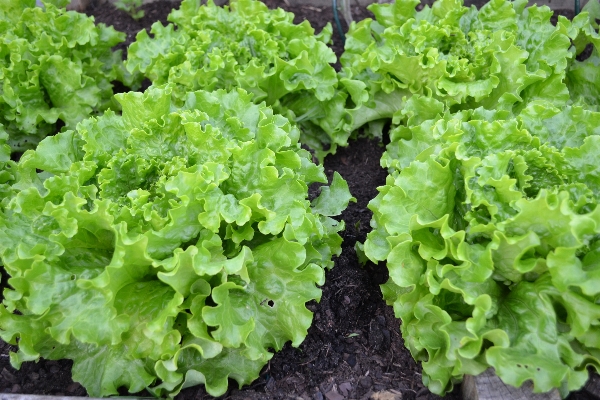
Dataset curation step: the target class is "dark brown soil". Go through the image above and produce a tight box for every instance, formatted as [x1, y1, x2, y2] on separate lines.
[0, 1, 598, 400]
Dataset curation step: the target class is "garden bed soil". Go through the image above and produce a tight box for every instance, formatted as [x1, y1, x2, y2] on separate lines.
[0, 1, 597, 400]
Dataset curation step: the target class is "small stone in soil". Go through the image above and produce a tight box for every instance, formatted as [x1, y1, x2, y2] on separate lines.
[338, 381, 352, 396]
[313, 391, 324, 400]
[320, 380, 334, 394]
[346, 354, 356, 367]
[67, 382, 81, 393]
[49, 365, 60, 374]
[28, 372, 39, 381]
[1, 368, 17, 383]
[360, 376, 373, 388]
[370, 391, 403, 400]
[11, 384, 21, 393]
[382, 329, 391, 343]
[324, 389, 345, 400]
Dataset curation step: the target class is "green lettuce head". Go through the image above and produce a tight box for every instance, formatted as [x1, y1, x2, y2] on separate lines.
[357, 2, 600, 393]
[127, 0, 347, 160]
[0, 85, 355, 397]
[339, 0, 600, 138]
[0, 0, 135, 155]
[365, 99, 600, 396]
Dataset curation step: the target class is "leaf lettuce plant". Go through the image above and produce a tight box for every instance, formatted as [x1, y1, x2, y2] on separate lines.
[360, 0, 600, 396]
[366, 103, 600, 396]
[126, 0, 347, 160]
[0, 85, 355, 397]
[0, 0, 136, 154]
[338, 0, 600, 138]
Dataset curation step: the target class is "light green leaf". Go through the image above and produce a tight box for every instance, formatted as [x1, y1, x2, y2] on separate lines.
[311, 172, 356, 216]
